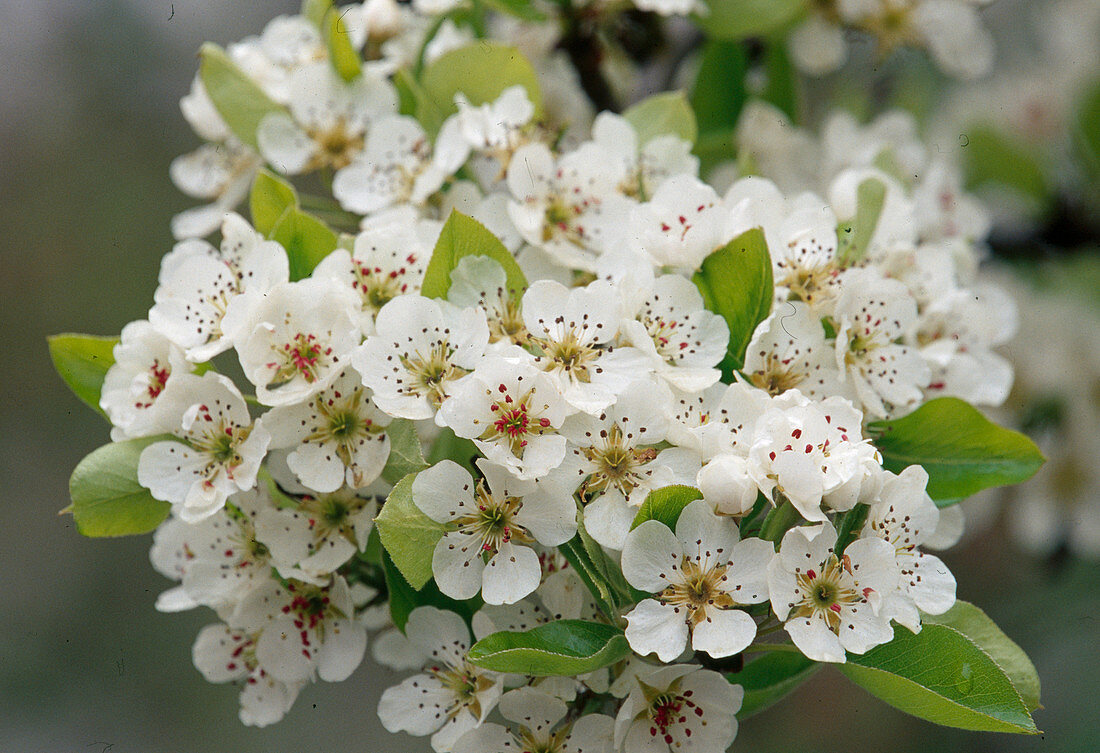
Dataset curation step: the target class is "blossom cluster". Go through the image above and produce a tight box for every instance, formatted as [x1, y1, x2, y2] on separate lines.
[53, 0, 1046, 750]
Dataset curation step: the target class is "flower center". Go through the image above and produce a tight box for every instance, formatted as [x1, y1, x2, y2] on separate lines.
[351, 257, 415, 314]
[792, 554, 865, 632]
[659, 559, 736, 625]
[267, 332, 332, 388]
[401, 342, 464, 407]
[581, 425, 658, 497]
[535, 330, 601, 382]
[311, 119, 363, 170]
[427, 660, 496, 721]
[453, 482, 532, 554]
[750, 352, 808, 395]
[482, 386, 553, 456]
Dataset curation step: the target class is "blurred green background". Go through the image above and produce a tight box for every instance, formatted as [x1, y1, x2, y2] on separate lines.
[1, 1, 1096, 751]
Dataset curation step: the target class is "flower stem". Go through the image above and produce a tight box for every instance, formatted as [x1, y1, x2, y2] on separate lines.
[759, 499, 802, 543]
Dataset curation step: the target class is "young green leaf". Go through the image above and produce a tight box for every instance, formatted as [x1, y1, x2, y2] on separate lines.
[420, 210, 528, 300]
[199, 43, 286, 149]
[692, 227, 774, 377]
[481, 0, 546, 21]
[558, 506, 635, 619]
[467, 620, 630, 676]
[962, 126, 1050, 206]
[631, 485, 703, 531]
[68, 437, 173, 537]
[922, 601, 1041, 712]
[757, 41, 799, 123]
[622, 91, 698, 147]
[691, 40, 748, 139]
[323, 3, 362, 82]
[733, 652, 820, 718]
[694, 0, 808, 41]
[382, 550, 479, 633]
[270, 207, 339, 281]
[250, 170, 299, 237]
[426, 427, 481, 476]
[419, 43, 541, 137]
[375, 473, 445, 589]
[301, 0, 329, 28]
[838, 621, 1039, 734]
[836, 178, 887, 266]
[48, 334, 118, 417]
[1075, 80, 1100, 181]
[380, 419, 429, 486]
[869, 398, 1045, 504]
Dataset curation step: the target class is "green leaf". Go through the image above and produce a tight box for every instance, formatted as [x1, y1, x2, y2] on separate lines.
[199, 43, 286, 150]
[695, 0, 807, 41]
[836, 178, 887, 265]
[421, 210, 528, 299]
[692, 227, 773, 377]
[922, 601, 1041, 712]
[382, 549, 478, 633]
[559, 506, 634, 619]
[271, 207, 339, 281]
[375, 473, 445, 589]
[962, 126, 1049, 205]
[757, 42, 799, 123]
[250, 170, 299, 237]
[481, 0, 546, 21]
[323, 3, 362, 82]
[631, 485, 702, 531]
[869, 398, 1045, 504]
[839, 621, 1039, 734]
[48, 334, 117, 417]
[468, 620, 629, 676]
[301, 0, 329, 28]
[381, 419, 428, 486]
[68, 437, 173, 537]
[1075, 79, 1100, 181]
[691, 40, 749, 138]
[623, 91, 698, 147]
[426, 427, 481, 476]
[733, 652, 819, 718]
[419, 43, 541, 137]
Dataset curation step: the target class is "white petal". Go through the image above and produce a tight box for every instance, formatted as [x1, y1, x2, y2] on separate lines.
[623, 599, 689, 662]
[691, 607, 757, 658]
[482, 543, 542, 605]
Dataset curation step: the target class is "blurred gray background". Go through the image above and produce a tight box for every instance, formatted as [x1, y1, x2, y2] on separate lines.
[0, 1, 1096, 751]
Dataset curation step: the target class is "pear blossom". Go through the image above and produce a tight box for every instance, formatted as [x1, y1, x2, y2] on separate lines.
[100, 320, 192, 440]
[262, 368, 392, 493]
[435, 85, 536, 180]
[256, 62, 396, 175]
[696, 454, 760, 517]
[149, 487, 280, 613]
[861, 466, 957, 631]
[222, 277, 362, 407]
[377, 606, 503, 752]
[613, 265, 729, 392]
[311, 208, 437, 329]
[523, 279, 644, 415]
[148, 212, 289, 362]
[629, 174, 728, 270]
[254, 489, 378, 584]
[353, 295, 489, 420]
[192, 623, 304, 727]
[747, 390, 880, 521]
[446, 255, 528, 348]
[833, 269, 931, 418]
[576, 112, 698, 200]
[228, 574, 367, 684]
[666, 380, 771, 461]
[439, 356, 569, 480]
[614, 664, 742, 753]
[557, 385, 697, 549]
[453, 687, 614, 753]
[768, 522, 899, 663]
[743, 301, 852, 402]
[137, 372, 271, 522]
[506, 142, 634, 271]
[333, 115, 450, 214]
[621, 500, 773, 661]
[412, 458, 576, 604]
[170, 77, 262, 240]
